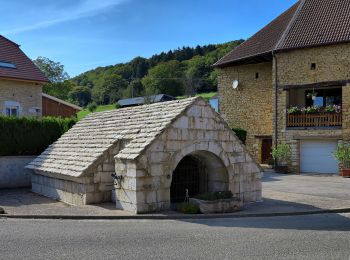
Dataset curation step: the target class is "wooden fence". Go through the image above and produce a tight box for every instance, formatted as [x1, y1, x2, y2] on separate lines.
[287, 113, 342, 127]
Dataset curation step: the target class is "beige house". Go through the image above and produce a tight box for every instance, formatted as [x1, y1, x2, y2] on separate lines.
[27, 97, 262, 213]
[0, 35, 49, 117]
[215, 0, 350, 174]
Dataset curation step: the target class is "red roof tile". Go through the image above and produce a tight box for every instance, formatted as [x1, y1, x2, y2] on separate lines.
[215, 0, 350, 67]
[0, 35, 49, 83]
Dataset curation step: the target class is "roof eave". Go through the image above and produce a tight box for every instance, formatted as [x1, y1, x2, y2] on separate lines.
[213, 51, 274, 68]
[0, 75, 50, 84]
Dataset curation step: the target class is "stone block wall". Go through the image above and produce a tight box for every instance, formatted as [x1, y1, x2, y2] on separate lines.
[0, 79, 42, 117]
[217, 62, 273, 162]
[114, 100, 263, 213]
[32, 145, 118, 205]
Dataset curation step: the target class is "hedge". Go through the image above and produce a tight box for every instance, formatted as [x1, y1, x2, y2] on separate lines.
[232, 128, 247, 144]
[0, 116, 76, 156]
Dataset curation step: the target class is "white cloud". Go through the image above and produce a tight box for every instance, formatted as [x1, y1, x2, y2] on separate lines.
[2, 0, 129, 35]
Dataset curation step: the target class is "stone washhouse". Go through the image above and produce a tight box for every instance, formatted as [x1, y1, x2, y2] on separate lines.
[27, 97, 262, 213]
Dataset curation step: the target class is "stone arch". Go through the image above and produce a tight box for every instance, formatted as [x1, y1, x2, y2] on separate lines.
[164, 140, 235, 203]
[168, 141, 234, 182]
[170, 150, 230, 203]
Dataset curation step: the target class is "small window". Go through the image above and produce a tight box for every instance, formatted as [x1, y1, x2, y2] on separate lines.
[6, 106, 19, 117]
[0, 61, 16, 69]
[255, 72, 259, 79]
[311, 63, 316, 70]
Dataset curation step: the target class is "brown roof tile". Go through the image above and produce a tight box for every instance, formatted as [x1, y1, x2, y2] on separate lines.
[0, 36, 49, 83]
[280, 0, 350, 50]
[215, 0, 350, 67]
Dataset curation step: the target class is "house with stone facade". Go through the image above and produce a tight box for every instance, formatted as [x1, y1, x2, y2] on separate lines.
[0, 35, 49, 117]
[215, 0, 350, 174]
[27, 97, 262, 213]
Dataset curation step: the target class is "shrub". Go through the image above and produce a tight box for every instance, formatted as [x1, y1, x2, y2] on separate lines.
[232, 128, 247, 144]
[271, 144, 291, 166]
[87, 102, 97, 112]
[194, 191, 233, 201]
[177, 202, 200, 214]
[333, 144, 350, 167]
[0, 116, 76, 156]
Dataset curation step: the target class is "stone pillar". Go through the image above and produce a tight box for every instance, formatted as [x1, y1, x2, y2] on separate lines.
[289, 139, 300, 173]
[342, 84, 350, 143]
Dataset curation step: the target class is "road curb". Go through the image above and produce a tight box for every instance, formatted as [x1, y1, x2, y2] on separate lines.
[1, 208, 350, 220]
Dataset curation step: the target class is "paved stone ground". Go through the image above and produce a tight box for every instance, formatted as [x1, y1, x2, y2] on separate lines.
[1, 171, 350, 216]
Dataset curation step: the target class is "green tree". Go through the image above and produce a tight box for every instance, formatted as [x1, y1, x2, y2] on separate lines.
[33, 56, 70, 83]
[114, 64, 133, 80]
[122, 79, 145, 98]
[42, 80, 75, 100]
[92, 74, 128, 104]
[68, 86, 91, 107]
[142, 61, 185, 97]
[130, 57, 150, 79]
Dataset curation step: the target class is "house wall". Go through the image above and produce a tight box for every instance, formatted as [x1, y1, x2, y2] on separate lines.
[217, 62, 273, 162]
[0, 79, 42, 117]
[274, 43, 350, 172]
[114, 100, 262, 213]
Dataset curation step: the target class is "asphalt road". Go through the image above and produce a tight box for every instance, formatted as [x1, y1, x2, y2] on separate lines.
[1, 214, 350, 260]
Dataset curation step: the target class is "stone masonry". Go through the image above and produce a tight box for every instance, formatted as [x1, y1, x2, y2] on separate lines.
[218, 62, 273, 162]
[0, 78, 42, 117]
[27, 97, 263, 214]
[274, 43, 350, 172]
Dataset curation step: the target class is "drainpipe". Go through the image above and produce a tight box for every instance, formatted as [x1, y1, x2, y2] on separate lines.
[273, 51, 278, 152]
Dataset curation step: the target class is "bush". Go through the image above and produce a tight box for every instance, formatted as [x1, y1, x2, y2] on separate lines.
[232, 128, 247, 144]
[271, 144, 291, 165]
[194, 191, 233, 201]
[177, 202, 200, 214]
[87, 102, 97, 112]
[333, 144, 350, 167]
[0, 116, 76, 156]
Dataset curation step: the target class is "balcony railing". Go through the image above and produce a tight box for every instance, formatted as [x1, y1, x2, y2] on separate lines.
[287, 113, 342, 128]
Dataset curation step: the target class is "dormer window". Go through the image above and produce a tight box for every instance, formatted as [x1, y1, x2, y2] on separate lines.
[0, 61, 16, 69]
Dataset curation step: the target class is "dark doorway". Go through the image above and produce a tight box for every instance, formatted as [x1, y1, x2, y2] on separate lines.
[261, 139, 273, 164]
[170, 155, 207, 203]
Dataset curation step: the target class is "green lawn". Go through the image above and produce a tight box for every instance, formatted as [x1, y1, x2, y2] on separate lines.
[77, 92, 217, 120]
[177, 92, 217, 101]
[77, 104, 116, 120]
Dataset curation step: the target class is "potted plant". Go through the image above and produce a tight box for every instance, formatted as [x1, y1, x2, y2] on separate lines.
[271, 144, 292, 174]
[306, 89, 318, 100]
[189, 191, 242, 214]
[333, 144, 350, 178]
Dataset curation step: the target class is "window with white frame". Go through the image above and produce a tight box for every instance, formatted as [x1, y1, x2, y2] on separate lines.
[6, 106, 19, 117]
[4, 101, 21, 117]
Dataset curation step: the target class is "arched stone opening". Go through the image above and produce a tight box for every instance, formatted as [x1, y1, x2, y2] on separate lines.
[170, 150, 229, 203]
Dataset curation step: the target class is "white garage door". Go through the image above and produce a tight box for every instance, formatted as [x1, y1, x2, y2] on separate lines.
[300, 140, 338, 174]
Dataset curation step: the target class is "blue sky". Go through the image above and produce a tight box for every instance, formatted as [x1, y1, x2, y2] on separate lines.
[0, 0, 297, 77]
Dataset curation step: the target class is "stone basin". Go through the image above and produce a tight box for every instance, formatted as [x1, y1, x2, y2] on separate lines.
[189, 197, 242, 214]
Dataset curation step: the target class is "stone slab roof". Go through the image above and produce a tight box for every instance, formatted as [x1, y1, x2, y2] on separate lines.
[215, 0, 350, 67]
[27, 97, 198, 177]
[0, 35, 49, 83]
